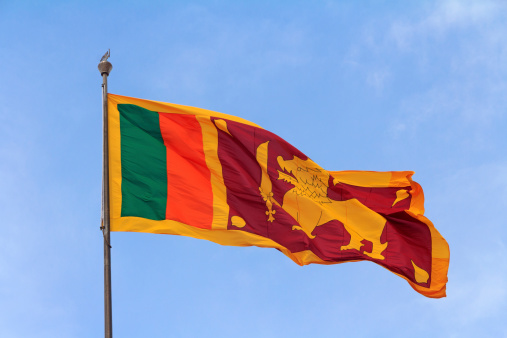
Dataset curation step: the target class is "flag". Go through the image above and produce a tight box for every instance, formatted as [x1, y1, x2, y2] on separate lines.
[107, 94, 450, 298]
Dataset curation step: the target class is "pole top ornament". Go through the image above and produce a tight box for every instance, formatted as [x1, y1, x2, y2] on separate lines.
[98, 49, 113, 76]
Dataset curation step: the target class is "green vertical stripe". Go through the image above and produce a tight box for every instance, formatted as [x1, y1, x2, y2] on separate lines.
[119, 104, 167, 220]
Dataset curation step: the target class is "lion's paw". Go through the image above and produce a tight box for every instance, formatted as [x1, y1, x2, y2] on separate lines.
[363, 252, 385, 260]
[340, 244, 361, 251]
[292, 225, 316, 239]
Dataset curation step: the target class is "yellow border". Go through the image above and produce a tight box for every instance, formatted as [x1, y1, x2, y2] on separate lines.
[108, 94, 260, 127]
[111, 216, 346, 268]
[330, 170, 415, 188]
[108, 95, 123, 221]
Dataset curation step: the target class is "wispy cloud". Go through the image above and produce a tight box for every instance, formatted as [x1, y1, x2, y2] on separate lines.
[378, 0, 507, 151]
[390, 0, 504, 49]
[366, 69, 391, 94]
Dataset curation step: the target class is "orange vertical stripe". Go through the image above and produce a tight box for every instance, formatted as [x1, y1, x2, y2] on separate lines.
[159, 113, 213, 229]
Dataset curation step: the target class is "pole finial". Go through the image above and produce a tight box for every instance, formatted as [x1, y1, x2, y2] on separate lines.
[98, 49, 113, 76]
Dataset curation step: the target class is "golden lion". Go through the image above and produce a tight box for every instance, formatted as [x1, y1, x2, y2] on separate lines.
[276, 155, 388, 260]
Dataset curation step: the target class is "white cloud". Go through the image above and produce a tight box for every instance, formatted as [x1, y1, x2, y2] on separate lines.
[390, 0, 504, 49]
[379, 1, 507, 146]
[366, 69, 390, 93]
[424, 0, 499, 30]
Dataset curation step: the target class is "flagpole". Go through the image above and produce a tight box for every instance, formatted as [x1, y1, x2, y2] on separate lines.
[98, 50, 113, 338]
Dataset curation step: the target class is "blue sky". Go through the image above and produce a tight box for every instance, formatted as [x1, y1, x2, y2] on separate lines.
[1, 1, 506, 337]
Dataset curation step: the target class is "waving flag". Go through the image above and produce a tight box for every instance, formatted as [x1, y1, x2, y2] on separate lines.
[107, 94, 449, 298]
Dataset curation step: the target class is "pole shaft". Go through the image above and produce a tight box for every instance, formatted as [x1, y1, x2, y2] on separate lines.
[102, 72, 113, 338]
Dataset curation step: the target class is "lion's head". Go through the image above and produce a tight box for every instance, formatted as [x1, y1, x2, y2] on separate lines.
[277, 155, 331, 203]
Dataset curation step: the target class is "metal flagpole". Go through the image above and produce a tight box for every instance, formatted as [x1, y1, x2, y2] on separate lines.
[98, 50, 113, 338]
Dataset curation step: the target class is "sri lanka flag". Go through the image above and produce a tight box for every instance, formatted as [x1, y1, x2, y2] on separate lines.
[107, 94, 450, 298]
